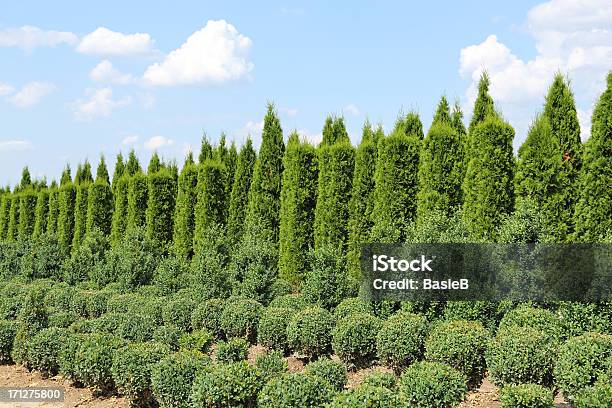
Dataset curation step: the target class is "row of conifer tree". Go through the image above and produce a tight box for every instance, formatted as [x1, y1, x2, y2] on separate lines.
[0, 71, 610, 285]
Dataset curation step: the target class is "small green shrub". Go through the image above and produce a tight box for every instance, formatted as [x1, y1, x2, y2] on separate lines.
[332, 313, 381, 369]
[153, 256, 188, 295]
[376, 311, 427, 373]
[573, 380, 612, 408]
[84, 291, 109, 318]
[286, 306, 334, 359]
[48, 311, 80, 328]
[191, 298, 225, 337]
[189, 361, 263, 408]
[362, 371, 397, 390]
[162, 297, 197, 332]
[556, 302, 611, 338]
[107, 293, 141, 314]
[328, 384, 403, 408]
[117, 313, 155, 342]
[179, 330, 214, 354]
[150, 351, 210, 408]
[486, 326, 556, 386]
[57, 332, 83, 382]
[499, 304, 562, 341]
[111, 342, 170, 406]
[74, 333, 125, 392]
[25, 327, 71, 376]
[0, 320, 18, 363]
[269, 294, 308, 310]
[152, 325, 182, 351]
[255, 350, 288, 382]
[554, 332, 612, 401]
[304, 357, 347, 391]
[92, 312, 124, 334]
[257, 307, 295, 352]
[220, 297, 263, 343]
[425, 320, 489, 388]
[443, 301, 502, 331]
[216, 337, 249, 363]
[270, 278, 293, 299]
[500, 384, 553, 408]
[399, 361, 467, 408]
[257, 372, 335, 408]
[333, 297, 373, 322]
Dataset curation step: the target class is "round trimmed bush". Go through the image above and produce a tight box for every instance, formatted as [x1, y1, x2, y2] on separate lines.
[328, 384, 403, 408]
[257, 307, 295, 352]
[499, 304, 562, 341]
[573, 380, 612, 408]
[486, 326, 556, 387]
[362, 371, 397, 390]
[332, 313, 381, 369]
[0, 320, 18, 363]
[220, 297, 263, 343]
[191, 298, 225, 337]
[48, 311, 80, 328]
[425, 320, 489, 388]
[92, 312, 125, 334]
[74, 333, 125, 392]
[556, 302, 611, 338]
[189, 361, 263, 407]
[117, 313, 155, 342]
[286, 306, 334, 359]
[25, 327, 71, 377]
[304, 357, 347, 391]
[84, 291, 109, 318]
[333, 297, 373, 322]
[270, 278, 293, 299]
[269, 294, 309, 311]
[68, 318, 97, 334]
[443, 301, 501, 331]
[152, 325, 182, 351]
[57, 332, 83, 382]
[151, 350, 210, 408]
[111, 342, 170, 406]
[554, 332, 612, 401]
[215, 337, 249, 363]
[500, 384, 553, 408]
[257, 372, 335, 408]
[179, 330, 214, 354]
[255, 350, 288, 382]
[107, 293, 142, 314]
[162, 298, 197, 332]
[376, 311, 427, 373]
[399, 361, 467, 408]
[135, 296, 165, 325]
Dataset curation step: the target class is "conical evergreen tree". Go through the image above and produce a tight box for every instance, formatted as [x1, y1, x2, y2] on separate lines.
[279, 132, 318, 285]
[146, 167, 177, 245]
[451, 101, 468, 183]
[6, 193, 19, 241]
[148, 152, 162, 174]
[112, 152, 125, 192]
[19, 167, 32, 191]
[32, 187, 49, 238]
[227, 138, 256, 246]
[125, 150, 141, 176]
[75, 161, 93, 185]
[0, 193, 11, 240]
[193, 159, 226, 255]
[46, 183, 59, 236]
[573, 72, 611, 241]
[110, 174, 129, 247]
[18, 187, 37, 240]
[199, 134, 214, 163]
[432, 96, 451, 125]
[57, 181, 76, 250]
[215, 133, 229, 163]
[321, 116, 335, 146]
[347, 120, 380, 279]
[127, 171, 148, 231]
[173, 152, 199, 259]
[243, 103, 285, 244]
[371, 116, 421, 242]
[87, 156, 113, 236]
[60, 166, 72, 186]
[71, 180, 90, 251]
[468, 72, 495, 134]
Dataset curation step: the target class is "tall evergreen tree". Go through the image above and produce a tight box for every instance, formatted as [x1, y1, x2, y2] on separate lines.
[126, 171, 148, 231]
[32, 187, 49, 238]
[173, 152, 199, 259]
[18, 188, 37, 239]
[243, 103, 285, 244]
[432, 96, 451, 125]
[19, 167, 32, 191]
[146, 167, 177, 245]
[46, 183, 59, 236]
[462, 115, 515, 240]
[193, 159, 226, 255]
[71, 180, 90, 251]
[112, 152, 125, 192]
[0, 193, 11, 240]
[215, 133, 229, 164]
[321, 116, 335, 146]
[148, 152, 162, 174]
[110, 175, 129, 247]
[451, 101, 468, 182]
[278, 132, 318, 285]
[199, 134, 214, 163]
[6, 193, 19, 241]
[468, 72, 495, 134]
[227, 138, 256, 246]
[75, 161, 93, 185]
[60, 166, 72, 186]
[125, 150, 141, 176]
[573, 72, 611, 241]
[57, 181, 76, 250]
[87, 156, 113, 236]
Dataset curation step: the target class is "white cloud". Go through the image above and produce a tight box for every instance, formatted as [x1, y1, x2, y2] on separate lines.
[144, 135, 173, 150]
[77, 27, 155, 56]
[122, 134, 139, 145]
[0, 26, 77, 51]
[343, 104, 361, 116]
[89, 60, 134, 84]
[0, 140, 33, 152]
[280, 107, 298, 117]
[71, 87, 131, 120]
[0, 82, 14, 96]
[143, 20, 253, 86]
[8, 82, 56, 108]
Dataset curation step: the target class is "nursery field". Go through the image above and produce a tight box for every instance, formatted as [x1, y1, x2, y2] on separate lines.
[0, 71, 609, 408]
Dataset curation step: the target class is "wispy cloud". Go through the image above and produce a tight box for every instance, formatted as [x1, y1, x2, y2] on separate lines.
[0, 140, 33, 152]
[71, 87, 131, 121]
[77, 27, 155, 56]
[90, 60, 134, 84]
[144, 135, 173, 150]
[0, 26, 77, 52]
[8, 82, 56, 108]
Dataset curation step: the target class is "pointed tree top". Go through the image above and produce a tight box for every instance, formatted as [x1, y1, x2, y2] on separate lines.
[60, 164, 72, 186]
[321, 116, 335, 146]
[199, 133, 214, 163]
[184, 150, 195, 167]
[113, 152, 125, 182]
[432, 95, 451, 126]
[360, 119, 374, 144]
[20, 167, 32, 189]
[148, 152, 162, 174]
[287, 130, 300, 147]
[96, 155, 110, 184]
[469, 71, 496, 133]
[125, 150, 142, 176]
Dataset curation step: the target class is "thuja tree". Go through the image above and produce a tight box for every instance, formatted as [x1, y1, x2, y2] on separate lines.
[18, 188, 38, 240]
[227, 138, 256, 246]
[347, 121, 380, 279]
[371, 115, 421, 242]
[0, 193, 11, 240]
[46, 182, 59, 236]
[225, 141, 238, 215]
[199, 134, 214, 164]
[57, 180, 76, 250]
[86, 157, 114, 236]
[6, 193, 19, 241]
[462, 115, 515, 240]
[278, 132, 318, 285]
[542, 73, 582, 241]
[146, 167, 177, 245]
[466, 73, 495, 170]
[193, 159, 227, 255]
[112, 152, 125, 192]
[125, 150, 141, 176]
[244, 103, 285, 243]
[110, 175, 129, 247]
[148, 152, 162, 174]
[173, 152, 199, 259]
[72, 181, 91, 251]
[74, 161, 93, 185]
[451, 101, 468, 182]
[573, 72, 611, 241]
[127, 171, 148, 231]
[32, 187, 49, 238]
[314, 116, 354, 252]
[416, 98, 463, 219]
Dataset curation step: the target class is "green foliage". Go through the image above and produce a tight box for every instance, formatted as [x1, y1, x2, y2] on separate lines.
[257, 372, 335, 408]
[63, 228, 108, 285]
[190, 223, 233, 299]
[111, 152, 124, 192]
[32, 188, 49, 238]
[235, 231, 280, 305]
[462, 115, 515, 240]
[18, 189, 38, 239]
[25, 326, 70, 376]
[127, 172, 148, 231]
[56, 331, 81, 381]
[179, 330, 214, 354]
[20, 233, 65, 280]
[152, 326, 182, 351]
[227, 138, 256, 245]
[153, 256, 188, 295]
[220, 297, 263, 343]
[173, 157, 198, 259]
[486, 326, 556, 386]
[269, 293, 308, 310]
[48, 311, 80, 328]
[498, 304, 562, 341]
[0, 320, 18, 363]
[162, 297, 196, 332]
[71, 182, 90, 251]
[74, 333, 124, 392]
[57, 183, 76, 250]
[193, 160, 227, 254]
[573, 380, 612, 408]
[257, 307, 295, 352]
[216, 337, 249, 363]
[110, 175, 128, 247]
[468, 72, 495, 134]
[191, 298, 226, 337]
[362, 371, 397, 390]
[376, 311, 427, 373]
[328, 384, 403, 408]
[555, 302, 611, 338]
[151, 350, 210, 408]
[500, 384, 554, 408]
[86, 161, 113, 236]
[0, 194, 12, 240]
[198, 135, 213, 164]
[12, 287, 48, 364]
[255, 350, 288, 381]
[332, 313, 381, 369]
[554, 332, 612, 401]
[304, 357, 347, 391]
[424, 320, 489, 388]
[302, 245, 352, 310]
[286, 306, 334, 359]
[333, 297, 373, 322]
[5, 193, 19, 241]
[117, 313, 155, 342]
[190, 361, 263, 408]
[399, 361, 467, 408]
[146, 168, 177, 245]
[45, 187, 59, 236]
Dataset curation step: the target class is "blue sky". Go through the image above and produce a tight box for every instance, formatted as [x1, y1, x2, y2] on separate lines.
[1, 0, 610, 186]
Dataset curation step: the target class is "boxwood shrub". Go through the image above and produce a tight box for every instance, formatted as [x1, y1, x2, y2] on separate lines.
[556, 301, 611, 338]
[362, 371, 397, 390]
[304, 357, 347, 391]
[152, 325, 182, 351]
[150, 350, 211, 408]
[332, 313, 382, 369]
[554, 332, 612, 401]
[425, 320, 489, 388]
[499, 383, 553, 408]
[111, 342, 170, 406]
[257, 307, 295, 352]
[269, 293, 309, 311]
[84, 291, 109, 318]
[74, 333, 125, 392]
[57, 332, 83, 383]
[328, 384, 403, 408]
[162, 297, 197, 332]
[116, 313, 155, 342]
[255, 350, 288, 382]
[179, 329, 214, 354]
[286, 306, 334, 359]
[486, 326, 556, 386]
[333, 297, 373, 322]
[220, 297, 263, 343]
[399, 361, 467, 408]
[376, 311, 427, 373]
[573, 380, 612, 408]
[257, 372, 335, 408]
[92, 312, 125, 334]
[498, 304, 562, 341]
[0, 320, 18, 363]
[189, 361, 263, 408]
[25, 327, 71, 377]
[48, 311, 80, 328]
[215, 337, 249, 363]
[191, 298, 225, 337]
